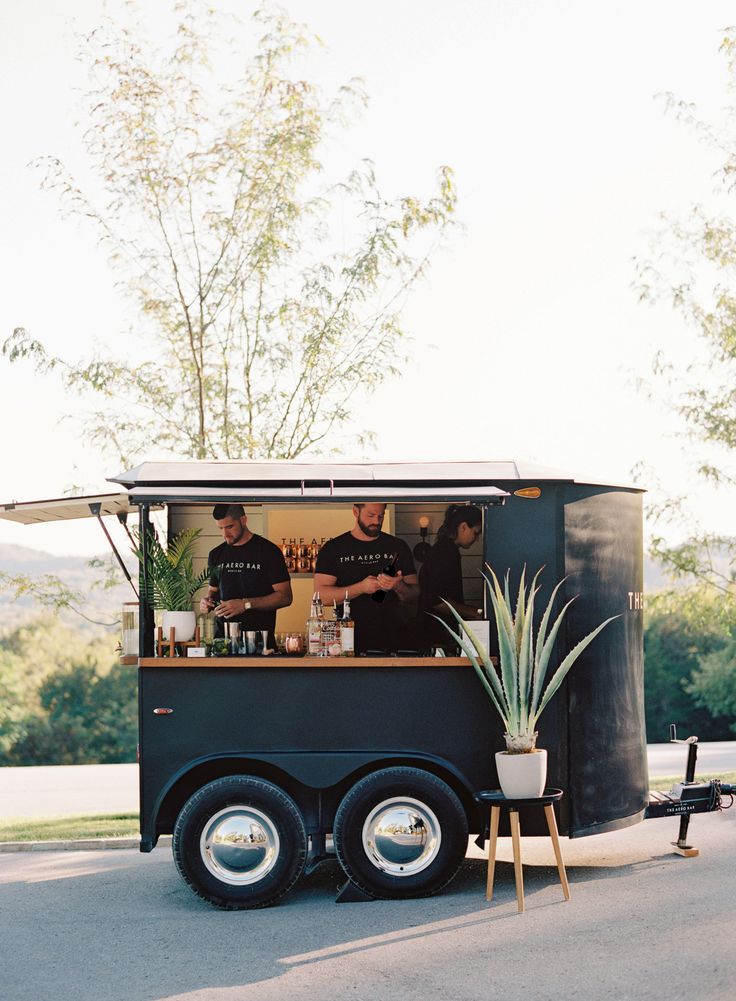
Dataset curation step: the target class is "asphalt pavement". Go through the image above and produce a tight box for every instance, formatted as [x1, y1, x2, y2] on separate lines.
[1, 807, 733, 1001]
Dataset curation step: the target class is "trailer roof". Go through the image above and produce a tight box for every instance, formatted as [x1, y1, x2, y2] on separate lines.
[0, 460, 641, 526]
[110, 458, 578, 488]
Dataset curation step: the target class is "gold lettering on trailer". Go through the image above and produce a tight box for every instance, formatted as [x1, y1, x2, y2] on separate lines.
[628, 591, 644, 610]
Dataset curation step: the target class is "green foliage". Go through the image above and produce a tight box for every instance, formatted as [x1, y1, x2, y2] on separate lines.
[0, 618, 136, 765]
[643, 588, 735, 741]
[5, 663, 138, 765]
[134, 527, 209, 611]
[439, 567, 617, 751]
[2, 0, 456, 466]
[687, 643, 736, 734]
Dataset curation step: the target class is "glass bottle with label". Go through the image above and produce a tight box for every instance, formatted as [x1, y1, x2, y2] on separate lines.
[307, 593, 322, 656]
[340, 591, 355, 657]
[372, 553, 398, 603]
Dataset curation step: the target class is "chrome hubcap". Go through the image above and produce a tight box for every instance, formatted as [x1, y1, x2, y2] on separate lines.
[361, 797, 441, 876]
[200, 805, 280, 885]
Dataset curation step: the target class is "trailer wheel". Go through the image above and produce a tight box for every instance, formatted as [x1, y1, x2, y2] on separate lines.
[172, 776, 307, 909]
[333, 767, 468, 899]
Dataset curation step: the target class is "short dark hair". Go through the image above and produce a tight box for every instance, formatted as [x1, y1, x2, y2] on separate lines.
[212, 504, 245, 521]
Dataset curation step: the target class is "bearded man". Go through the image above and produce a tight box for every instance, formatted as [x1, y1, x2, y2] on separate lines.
[313, 503, 418, 654]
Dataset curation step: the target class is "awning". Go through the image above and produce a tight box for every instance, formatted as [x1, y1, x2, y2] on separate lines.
[126, 484, 509, 505]
[0, 492, 137, 525]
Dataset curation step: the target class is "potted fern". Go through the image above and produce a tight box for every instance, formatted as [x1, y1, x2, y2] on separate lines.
[134, 528, 211, 642]
[439, 566, 618, 798]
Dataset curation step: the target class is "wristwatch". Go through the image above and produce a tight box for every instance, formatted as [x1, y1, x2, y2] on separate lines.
[243, 600, 252, 611]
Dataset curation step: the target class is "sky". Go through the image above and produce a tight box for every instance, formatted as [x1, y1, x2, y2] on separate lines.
[1, 0, 735, 556]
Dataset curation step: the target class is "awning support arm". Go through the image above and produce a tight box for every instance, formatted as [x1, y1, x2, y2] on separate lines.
[89, 502, 138, 598]
[116, 510, 137, 549]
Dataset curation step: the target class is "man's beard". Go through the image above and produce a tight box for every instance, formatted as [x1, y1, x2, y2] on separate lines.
[357, 516, 381, 537]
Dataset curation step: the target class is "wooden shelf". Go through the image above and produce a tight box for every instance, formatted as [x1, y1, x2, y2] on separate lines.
[139, 655, 471, 668]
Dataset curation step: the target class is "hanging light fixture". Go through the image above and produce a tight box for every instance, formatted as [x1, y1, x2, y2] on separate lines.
[413, 515, 432, 562]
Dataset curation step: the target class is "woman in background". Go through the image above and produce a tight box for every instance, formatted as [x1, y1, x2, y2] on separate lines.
[417, 504, 484, 651]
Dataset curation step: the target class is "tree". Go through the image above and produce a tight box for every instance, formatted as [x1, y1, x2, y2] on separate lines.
[0, 618, 129, 763]
[2, 1, 456, 467]
[636, 27, 736, 590]
[643, 589, 735, 741]
[687, 643, 736, 734]
[3, 662, 138, 765]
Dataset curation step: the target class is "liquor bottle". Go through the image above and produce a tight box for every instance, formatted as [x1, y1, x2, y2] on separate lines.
[340, 591, 355, 656]
[307, 593, 322, 656]
[322, 600, 341, 657]
[372, 553, 398, 603]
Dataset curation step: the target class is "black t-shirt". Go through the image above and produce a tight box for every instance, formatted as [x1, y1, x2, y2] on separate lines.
[417, 535, 464, 648]
[208, 534, 289, 640]
[316, 531, 416, 653]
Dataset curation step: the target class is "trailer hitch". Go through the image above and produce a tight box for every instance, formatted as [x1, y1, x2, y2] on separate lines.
[644, 724, 735, 856]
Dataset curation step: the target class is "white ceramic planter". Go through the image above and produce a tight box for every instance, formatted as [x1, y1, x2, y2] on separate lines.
[162, 609, 196, 643]
[495, 748, 548, 799]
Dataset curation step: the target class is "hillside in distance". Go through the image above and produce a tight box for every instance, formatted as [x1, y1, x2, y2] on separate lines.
[0, 543, 137, 634]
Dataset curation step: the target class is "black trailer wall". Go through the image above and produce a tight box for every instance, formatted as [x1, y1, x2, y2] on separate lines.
[484, 481, 646, 836]
[564, 486, 647, 835]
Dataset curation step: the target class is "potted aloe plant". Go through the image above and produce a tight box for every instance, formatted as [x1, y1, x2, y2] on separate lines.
[439, 566, 618, 798]
[134, 527, 211, 642]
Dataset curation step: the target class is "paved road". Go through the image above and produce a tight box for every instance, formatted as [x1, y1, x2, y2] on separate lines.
[2, 742, 735, 820]
[646, 740, 736, 778]
[1, 808, 733, 1001]
[0, 763, 139, 819]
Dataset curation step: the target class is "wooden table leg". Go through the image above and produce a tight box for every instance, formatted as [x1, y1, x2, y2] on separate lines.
[544, 803, 570, 901]
[486, 805, 500, 901]
[509, 808, 524, 913]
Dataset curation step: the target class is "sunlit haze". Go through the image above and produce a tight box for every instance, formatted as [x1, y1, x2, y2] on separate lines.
[1, 0, 734, 555]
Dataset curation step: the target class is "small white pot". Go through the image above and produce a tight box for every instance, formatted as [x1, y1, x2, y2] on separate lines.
[495, 748, 548, 799]
[162, 610, 196, 643]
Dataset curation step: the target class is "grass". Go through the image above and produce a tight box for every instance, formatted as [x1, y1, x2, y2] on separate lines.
[0, 813, 139, 842]
[648, 771, 736, 792]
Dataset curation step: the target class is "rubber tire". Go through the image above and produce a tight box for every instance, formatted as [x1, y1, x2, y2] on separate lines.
[172, 776, 307, 909]
[333, 767, 468, 899]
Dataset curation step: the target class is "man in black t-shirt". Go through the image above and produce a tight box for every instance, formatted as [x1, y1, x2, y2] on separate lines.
[314, 503, 418, 653]
[199, 504, 292, 645]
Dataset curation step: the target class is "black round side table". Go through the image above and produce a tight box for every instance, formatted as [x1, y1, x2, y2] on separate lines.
[475, 788, 569, 913]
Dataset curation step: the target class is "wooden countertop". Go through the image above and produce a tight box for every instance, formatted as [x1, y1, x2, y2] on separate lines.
[138, 655, 471, 668]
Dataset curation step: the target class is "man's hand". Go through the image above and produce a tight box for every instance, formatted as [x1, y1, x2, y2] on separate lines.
[376, 569, 403, 592]
[215, 598, 247, 618]
[199, 591, 217, 613]
[360, 575, 383, 595]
